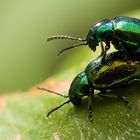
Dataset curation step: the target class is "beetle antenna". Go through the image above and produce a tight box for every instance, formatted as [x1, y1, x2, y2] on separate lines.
[57, 42, 87, 56]
[47, 35, 86, 42]
[47, 100, 71, 117]
[37, 87, 71, 117]
[37, 87, 68, 98]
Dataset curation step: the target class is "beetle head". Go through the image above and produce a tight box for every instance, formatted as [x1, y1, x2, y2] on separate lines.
[86, 19, 113, 51]
[86, 29, 98, 51]
[47, 19, 113, 55]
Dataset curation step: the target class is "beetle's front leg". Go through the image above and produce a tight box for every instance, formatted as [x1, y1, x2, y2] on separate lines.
[101, 42, 110, 64]
[88, 88, 94, 122]
[98, 42, 105, 57]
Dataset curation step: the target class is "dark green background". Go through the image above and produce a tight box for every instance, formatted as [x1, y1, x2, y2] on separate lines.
[0, 0, 140, 93]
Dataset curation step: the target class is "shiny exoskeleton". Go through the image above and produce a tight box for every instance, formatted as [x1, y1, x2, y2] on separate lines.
[86, 16, 140, 60]
[38, 51, 140, 121]
[47, 16, 140, 60]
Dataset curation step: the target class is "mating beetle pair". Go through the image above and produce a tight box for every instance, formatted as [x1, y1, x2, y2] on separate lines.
[39, 16, 140, 121]
[39, 49, 140, 121]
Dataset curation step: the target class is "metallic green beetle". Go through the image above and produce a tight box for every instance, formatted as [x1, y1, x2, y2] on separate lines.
[47, 16, 140, 61]
[38, 51, 140, 121]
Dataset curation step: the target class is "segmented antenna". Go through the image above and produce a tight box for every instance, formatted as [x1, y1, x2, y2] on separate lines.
[57, 42, 87, 56]
[37, 86, 71, 117]
[37, 87, 68, 98]
[47, 100, 71, 117]
[47, 35, 86, 42]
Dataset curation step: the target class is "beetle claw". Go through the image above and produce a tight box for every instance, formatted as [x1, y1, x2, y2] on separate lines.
[88, 115, 93, 122]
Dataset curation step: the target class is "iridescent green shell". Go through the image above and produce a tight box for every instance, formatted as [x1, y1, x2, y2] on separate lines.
[85, 52, 140, 89]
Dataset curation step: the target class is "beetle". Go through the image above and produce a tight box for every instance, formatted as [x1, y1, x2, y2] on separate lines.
[38, 50, 140, 121]
[47, 16, 140, 61]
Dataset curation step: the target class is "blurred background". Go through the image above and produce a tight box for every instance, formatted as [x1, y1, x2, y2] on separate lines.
[0, 0, 140, 93]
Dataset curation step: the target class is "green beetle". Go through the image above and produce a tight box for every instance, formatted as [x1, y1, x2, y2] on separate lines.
[38, 51, 140, 121]
[47, 16, 140, 61]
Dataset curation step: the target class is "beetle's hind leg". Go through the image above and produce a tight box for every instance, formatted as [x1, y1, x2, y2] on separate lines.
[116, 78, 140, 88]
[127, 78, 140, 85]
[117, 96, 131, 109]
[98, 91, 131, 109]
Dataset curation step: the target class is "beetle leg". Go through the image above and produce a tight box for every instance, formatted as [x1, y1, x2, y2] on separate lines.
[117, 96, 131, 109]
[98, 92, 131, 108]
[98, 42, 105, 57]
[88, 88, 94, 122]
[118, 78, 140, 87]
[100, 51, 107, 65]
[97, 42, 106, 64]
[127, 78, 140, 85]
[101, 42, 110, 64]
[101, 42, 105, 54]
[47, 100, 71, 117]
[118, 42, 129, 61]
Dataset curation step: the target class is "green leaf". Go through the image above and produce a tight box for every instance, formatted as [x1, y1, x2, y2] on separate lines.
[0, 67, 140, 140]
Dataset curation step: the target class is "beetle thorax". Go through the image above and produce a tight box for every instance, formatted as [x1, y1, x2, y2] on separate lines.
[95, 19, 113, 42]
